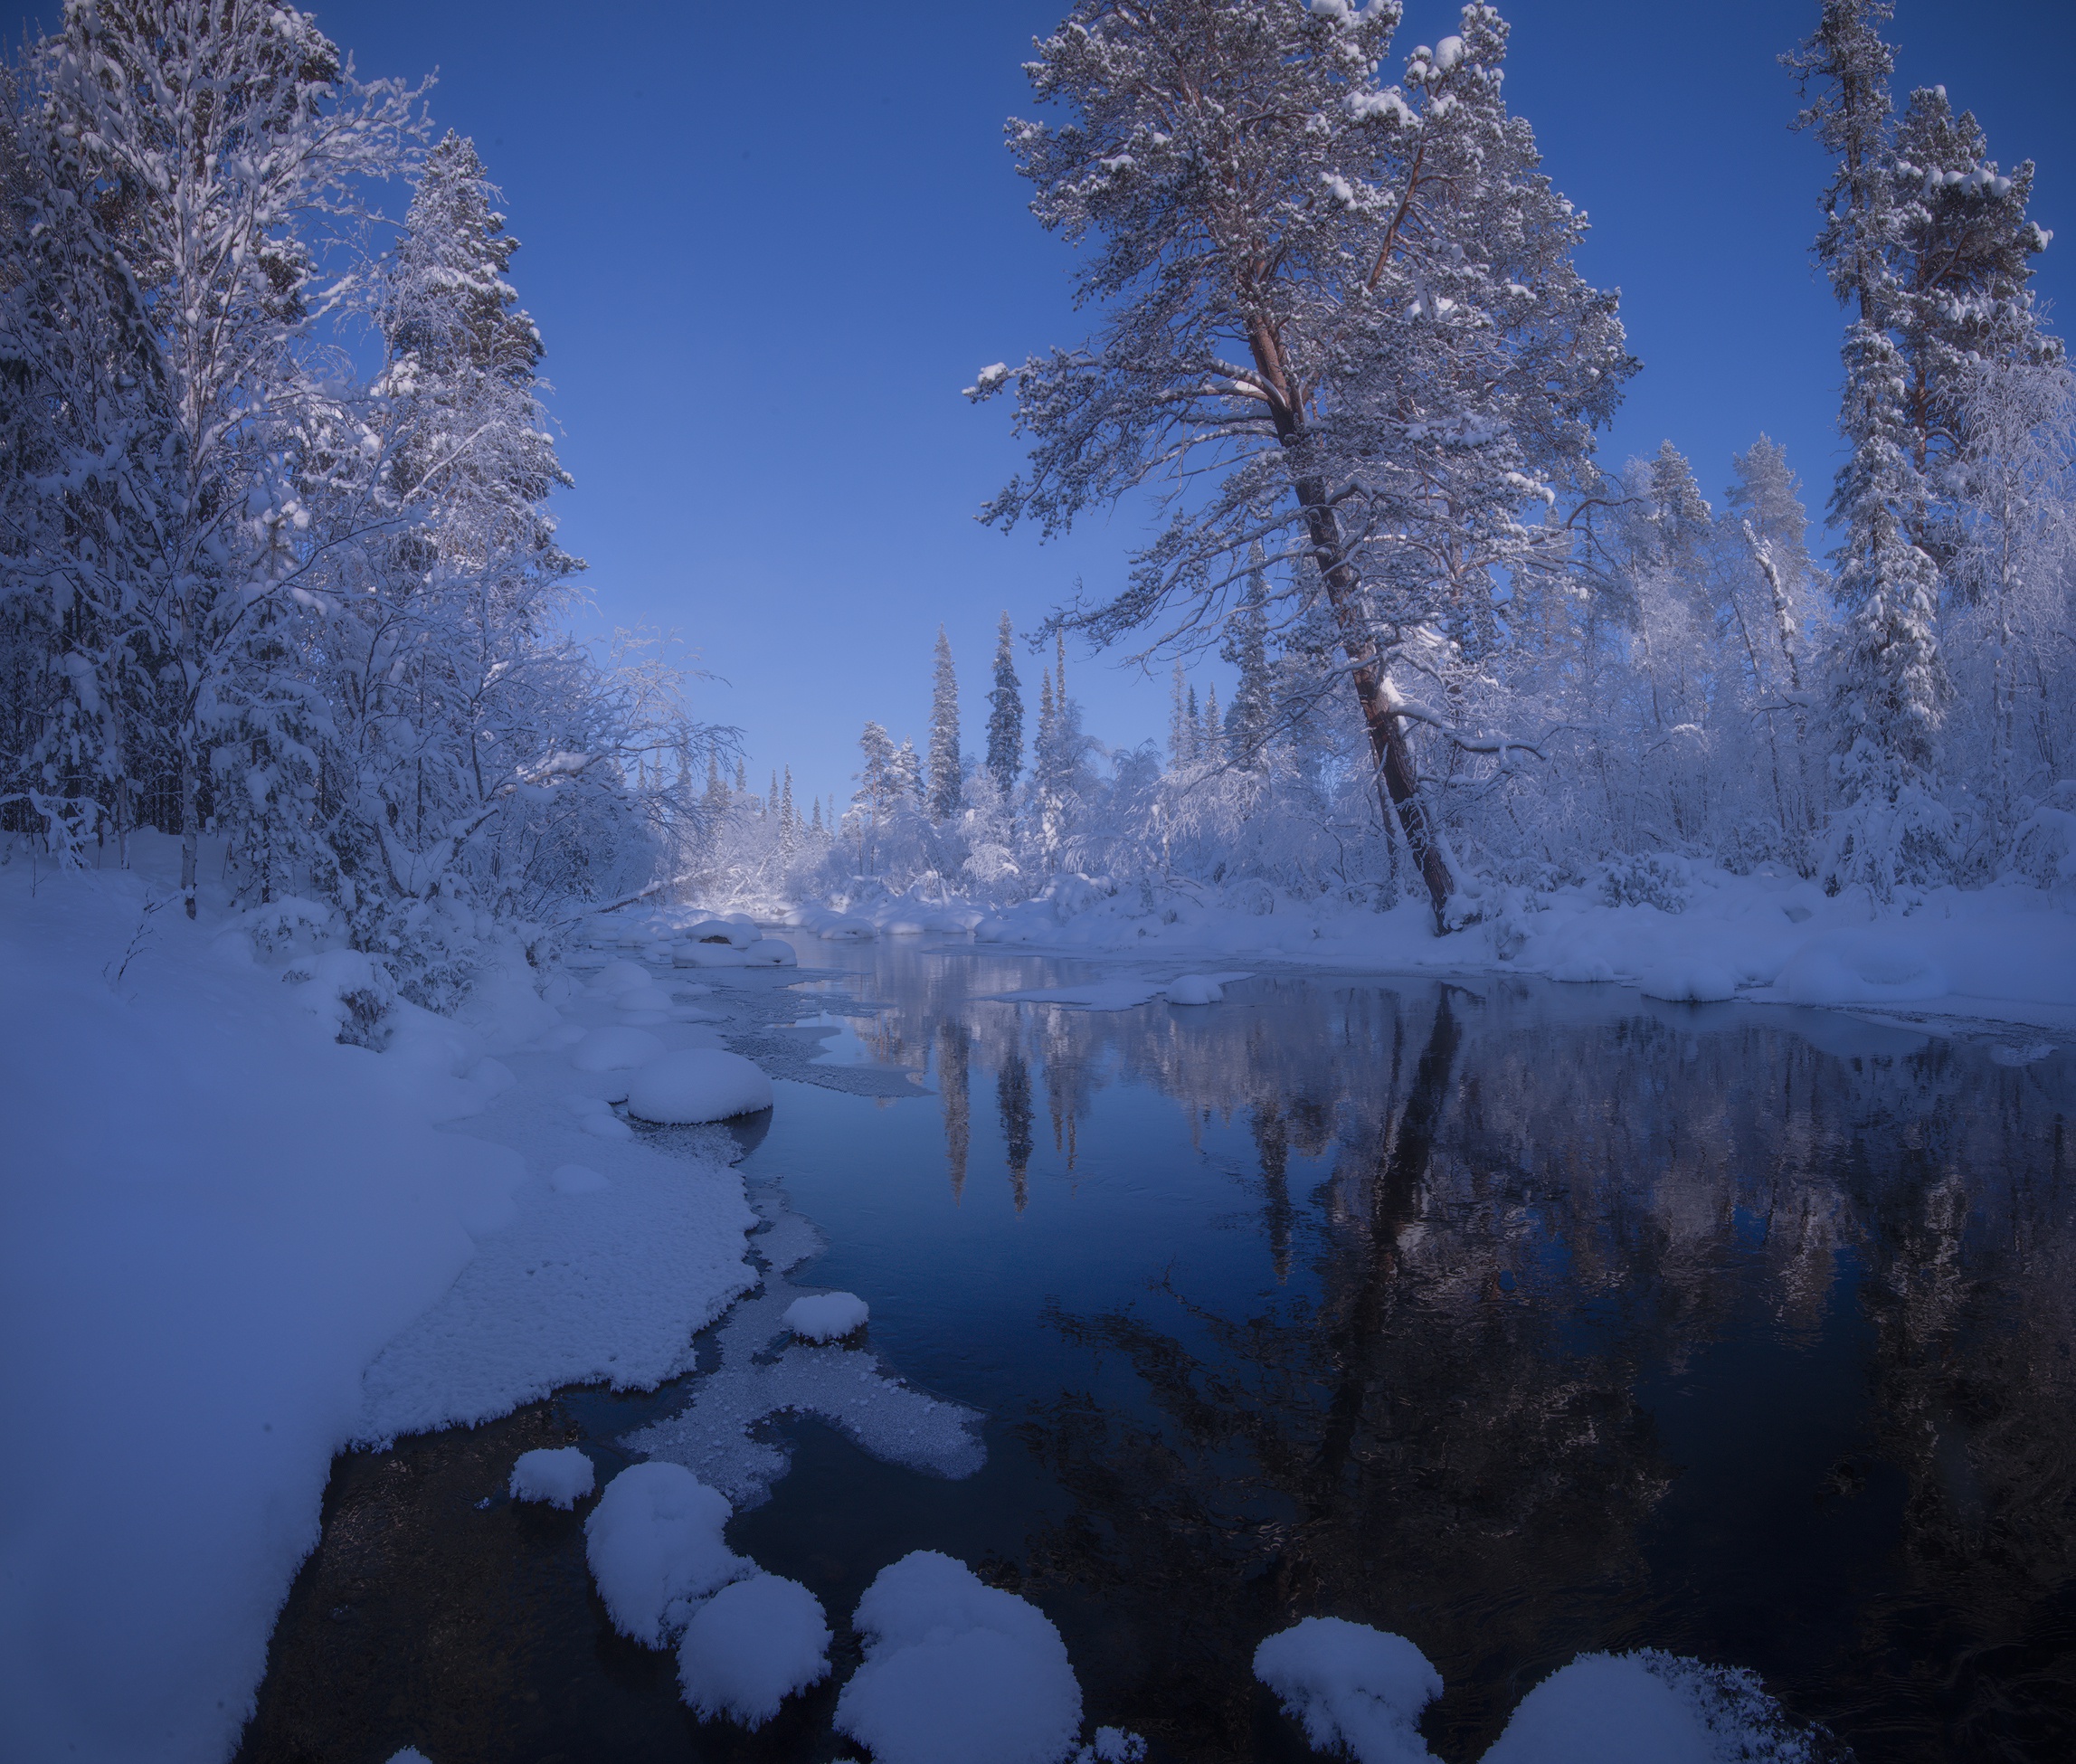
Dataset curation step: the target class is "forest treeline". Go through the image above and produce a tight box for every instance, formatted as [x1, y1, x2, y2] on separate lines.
[5, 1, 2074, 994]
[703, 0, 2076, 933]
[0, 2, 720, 1001]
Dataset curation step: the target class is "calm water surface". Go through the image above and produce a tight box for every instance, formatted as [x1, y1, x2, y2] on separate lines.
[244, 939, 2076, 1764]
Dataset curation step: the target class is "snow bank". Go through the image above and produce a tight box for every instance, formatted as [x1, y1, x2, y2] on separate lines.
[834, 1551, 1083, 1764]
[987, 971, 1251, 1011]
[677, 1571, 832, 1728]
[569, 1025, 666, 1071]
[625, 1048, 774, 1124]
[509, 1446, 595, 1509]
[1253, 1618, 1441, 1764]
[0, 874, 526, 1764]
[1165, 973, 1227, 1004]
[783, 1291, 870, 1342]
[1775, 928, 1948, 1005]
[1636, 958, 1737, 1003]
[584, 1463, 751, 1647]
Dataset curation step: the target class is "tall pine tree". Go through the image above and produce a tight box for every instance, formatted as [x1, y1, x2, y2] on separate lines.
[985, 612, 1024, 800]
[928, 626, 962, 820]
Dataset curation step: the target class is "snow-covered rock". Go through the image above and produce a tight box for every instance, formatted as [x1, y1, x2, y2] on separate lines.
[783, 1291, 869, 1342]
[583, 1463, 750, 1647]
[508, 1446, 595, 1510]
[625, 1048, 774, 1124]
[549, 1162, 611, 1195]
[685, 918, 758, 948]
[1165, 974, 1226, 1005]
[1482, 1652, 1715, 1764]
[834, 1551, 1082, 1764]
[587, 960, 656, 997]
[1253, 1617, 1441, 1764]
[569, 1025, 666, 1072]
[677, 1572, 832, 1728]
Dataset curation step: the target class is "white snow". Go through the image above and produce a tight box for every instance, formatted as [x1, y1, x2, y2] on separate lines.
[569, 1024, 666, 1071]
[1252, 1622, 1819, 1764]
[508, 1446, 596, 1509]
[1254, 1617, 1442, 1764]
[986, 971, 1251, 1011]
[677, 1571, 832, 1728]
[834, 1551, 1083, 1764]
[1482, 1653, 1713, 1764]
[1165, 973, 1228, 1004]
[625, 1047, 775, 1124]
[549, 1162, 611, 1194]
[1636, 958, 1737, 1003]
[583, 1462, 751, 1648]
[1776, 928, 1948, 1004]
[783, 1291, 870, 1341]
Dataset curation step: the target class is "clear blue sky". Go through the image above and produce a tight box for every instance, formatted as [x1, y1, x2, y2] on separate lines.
[10, 2, 2073, 813]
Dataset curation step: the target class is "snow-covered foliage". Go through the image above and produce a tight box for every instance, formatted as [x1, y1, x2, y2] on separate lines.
[0, 9, 724, 1014]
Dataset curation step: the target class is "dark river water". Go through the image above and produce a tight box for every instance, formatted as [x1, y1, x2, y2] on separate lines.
[241, 941, 2076, 1764]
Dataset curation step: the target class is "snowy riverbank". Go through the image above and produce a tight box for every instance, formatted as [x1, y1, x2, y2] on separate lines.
[0, 852, 758, 1764]
[782, 864, 2076, 1035]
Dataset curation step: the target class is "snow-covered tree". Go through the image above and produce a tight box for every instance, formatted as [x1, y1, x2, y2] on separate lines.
[985, 612, 1024, 801]
[1222, 553, 1275, 770]
[928, 625, 962, 820]
[23, 0, 423, 913]
[975, 0, 1632, 928]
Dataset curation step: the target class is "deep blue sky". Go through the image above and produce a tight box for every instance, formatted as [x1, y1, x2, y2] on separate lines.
[11, 2, 2073, 812]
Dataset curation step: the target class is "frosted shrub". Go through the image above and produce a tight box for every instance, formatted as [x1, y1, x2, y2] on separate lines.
[1598, 853, 1692, 914]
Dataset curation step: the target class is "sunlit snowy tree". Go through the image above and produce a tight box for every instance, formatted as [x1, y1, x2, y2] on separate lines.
[974, 0, 1632, 928]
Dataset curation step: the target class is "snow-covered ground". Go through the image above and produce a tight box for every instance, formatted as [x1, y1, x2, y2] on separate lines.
[789, 866, 2076, 1034]
[0, 843, 760, 1764]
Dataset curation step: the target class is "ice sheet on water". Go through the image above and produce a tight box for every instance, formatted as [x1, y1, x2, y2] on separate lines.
[621, 1189, 983, 1507]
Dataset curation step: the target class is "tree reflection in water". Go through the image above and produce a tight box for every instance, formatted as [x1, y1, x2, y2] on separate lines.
[832, 948, 2076, 1763]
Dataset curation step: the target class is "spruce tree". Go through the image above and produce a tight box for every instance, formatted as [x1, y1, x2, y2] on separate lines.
[1221, 554, 1275, 771]
[985, 612, 1024, 800]
[1788, 0, 1952, 894]
[928, 626, 962, 820]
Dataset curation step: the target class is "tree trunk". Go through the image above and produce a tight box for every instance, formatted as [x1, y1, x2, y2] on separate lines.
[178, 749, 200, 919]
[1292, 478, 1457, 932]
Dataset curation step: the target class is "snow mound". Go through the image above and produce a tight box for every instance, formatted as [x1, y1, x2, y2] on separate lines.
[784, 1291, 869, 1342]
[508, 1446, 595, 1509]
[820, 917, 877, 942]
[1165, 974, 1226, 1005]
[626, 1048, 774, 1124]
[614, 983, 678, 1013]
[550, 1162, 611, 1195]
[834, 1551, 1083, 1764]
[583, 1463, 751, 1647]
[588, 960, 656, 997]
[686, 919, 759, 948]
[1484, 1652, 1718, 1763]
[744, 938, 797, 967]
[570, 1025, 666, 1072]
[1253, 1617, 1441, 1764]
[1777, 929, 1948, 1006]
[1637, 959, 1737, 1003]
[677, 1571, 832, 1728]
[387, 1750, 433, 1763]
[1550, 956, 1616, 983]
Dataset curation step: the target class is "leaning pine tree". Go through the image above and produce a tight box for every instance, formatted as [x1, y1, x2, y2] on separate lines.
[972, 0, 1631, 929]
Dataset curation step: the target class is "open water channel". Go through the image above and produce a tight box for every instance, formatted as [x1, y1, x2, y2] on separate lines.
[241, 937, 2076, 1763]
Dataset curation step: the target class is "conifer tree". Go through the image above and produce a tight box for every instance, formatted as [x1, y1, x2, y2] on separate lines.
[1222, 554, 1275, 771]
[1788, 0, 1956, 894]
[985, 612, 1025, 800]
[1201, 685, 1222, 764]
[928, 626, 962, 820]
